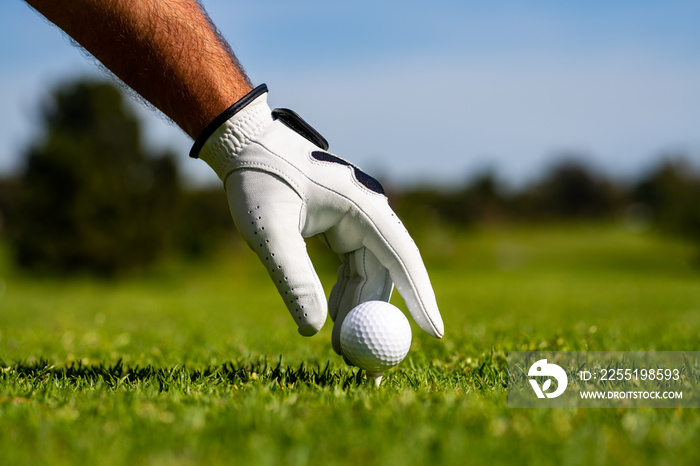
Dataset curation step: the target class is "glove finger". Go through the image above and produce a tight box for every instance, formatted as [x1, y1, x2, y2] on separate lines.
[324, 197, 444, 339]
[328, 247, 393, 355]
[225, 170, 327, 336]
[367, 205, 443, 338]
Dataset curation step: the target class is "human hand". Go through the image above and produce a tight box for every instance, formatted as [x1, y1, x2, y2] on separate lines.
[190, 85, 444, 356]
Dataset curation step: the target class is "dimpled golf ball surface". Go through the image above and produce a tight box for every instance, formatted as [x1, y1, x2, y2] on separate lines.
[340, 301, 412, 372]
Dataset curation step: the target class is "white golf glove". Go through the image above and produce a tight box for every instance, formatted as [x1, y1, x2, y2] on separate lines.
[190, 84, 444, 356]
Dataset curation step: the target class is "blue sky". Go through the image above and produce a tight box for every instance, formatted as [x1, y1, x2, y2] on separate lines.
[1, 0, 699, 188]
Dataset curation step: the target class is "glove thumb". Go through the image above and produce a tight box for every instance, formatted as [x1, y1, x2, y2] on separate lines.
[225, 170, 327, 335]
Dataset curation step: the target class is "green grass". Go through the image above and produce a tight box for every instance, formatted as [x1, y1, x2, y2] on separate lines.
[1, 222, 699, 465]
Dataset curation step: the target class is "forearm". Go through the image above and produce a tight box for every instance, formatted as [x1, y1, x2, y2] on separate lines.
[25, 0, 252, 138]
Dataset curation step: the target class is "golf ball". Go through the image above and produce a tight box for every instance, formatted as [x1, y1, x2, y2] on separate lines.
[340, 301, 412, 373]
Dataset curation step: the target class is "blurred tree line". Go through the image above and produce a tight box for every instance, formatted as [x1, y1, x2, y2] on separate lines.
[0, 80, 233, 276]
[392, 156, 700, 241]
[0, 78, 700, 276]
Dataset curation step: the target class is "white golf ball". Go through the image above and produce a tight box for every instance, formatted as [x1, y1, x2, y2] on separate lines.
[340, 301, 412, 373]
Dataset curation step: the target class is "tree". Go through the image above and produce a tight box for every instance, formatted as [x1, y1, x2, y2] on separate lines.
[11, 80, 181, 276]
[520, 158, 621, 219]
[632, 158, 700, 238]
